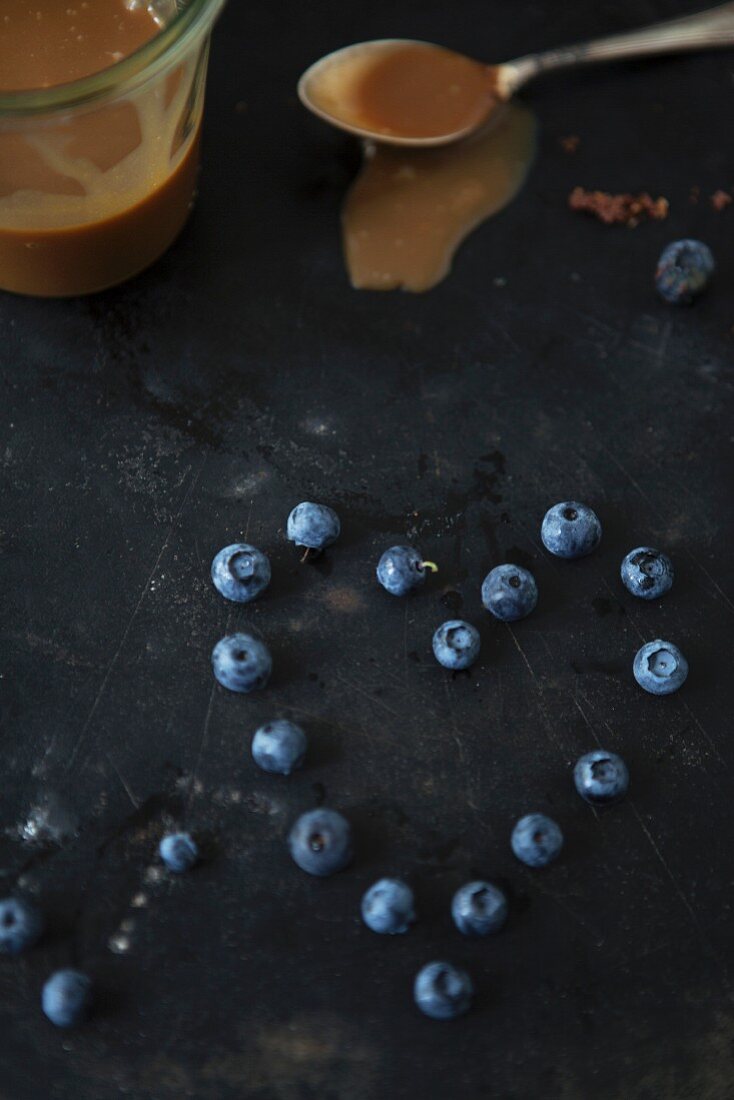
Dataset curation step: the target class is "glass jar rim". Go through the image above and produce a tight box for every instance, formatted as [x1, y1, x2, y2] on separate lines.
[0, 0, 226, 117]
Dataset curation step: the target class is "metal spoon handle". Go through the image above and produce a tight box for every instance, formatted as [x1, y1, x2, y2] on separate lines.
[497, 3, 734, 97]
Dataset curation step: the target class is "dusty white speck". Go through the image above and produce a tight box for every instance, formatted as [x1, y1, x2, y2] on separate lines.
[131, 892, 148, 908]
[18, 792, 78, 844]
[144, 865, 165, 885]
[109, 933, 131, 954]
[302, 417, 333, 437]
[226, 470, 270, 497]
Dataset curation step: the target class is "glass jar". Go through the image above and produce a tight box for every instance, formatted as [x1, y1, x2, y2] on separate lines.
[0, 0, 226, 297]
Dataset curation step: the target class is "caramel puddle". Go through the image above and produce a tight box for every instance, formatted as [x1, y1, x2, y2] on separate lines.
[342, 102, 536, 292]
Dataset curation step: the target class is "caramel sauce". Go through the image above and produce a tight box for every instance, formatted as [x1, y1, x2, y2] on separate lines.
[0, 0, 162, 90]
[343, 103, 536, 292]
[0, 136, 200, 298]
[0, 1, 202, 297]
[310, 41, 498, 142]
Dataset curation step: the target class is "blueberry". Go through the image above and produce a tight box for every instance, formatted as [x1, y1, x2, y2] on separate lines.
[41, 969, 92, 1028]
[252, 719, 307, 775]
[541, 502, 601, 559]
[414, 961, 473, 1020]
[0, 897, 43, 955]
[451, 881, 508, 936]
[655, 239, 714, 305]
[361, 878, 415, 934]
[481, 564, 538, 622]
[211, 543, 271, 603]
[511, 813, 563, 867]
[212, 632, 272, 693]
[377, 546, 437, 596]
[432, 620, 480, 670]
[633, 639, 688, 695]
[573, 750, 629, 805]
[286, 502, 340, 551]
[159, 832, 198, 873]
[288, 808, 353, 876]
[620, 547, 673, 600]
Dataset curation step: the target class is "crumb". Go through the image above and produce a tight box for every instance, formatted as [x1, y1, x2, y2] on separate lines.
[711, 189, 732, 211]
[568, 187, 669, 226]
[560, 135, 581, 154]
[689, 185, 700, 205]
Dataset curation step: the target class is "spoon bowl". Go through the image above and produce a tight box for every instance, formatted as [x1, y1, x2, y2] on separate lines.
[298, 39, 499, 148]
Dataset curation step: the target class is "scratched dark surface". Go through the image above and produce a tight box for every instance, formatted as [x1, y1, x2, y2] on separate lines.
[1, 1, 734, 1097]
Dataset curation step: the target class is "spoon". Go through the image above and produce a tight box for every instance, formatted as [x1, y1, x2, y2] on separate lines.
[299, 3, 734, 147]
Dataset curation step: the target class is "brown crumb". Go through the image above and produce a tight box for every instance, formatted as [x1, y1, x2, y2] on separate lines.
[711, 189, 732, 212]
[560, 135, 581, 154]
[568, 187, 669, 227]
[689, 185, 700, 205]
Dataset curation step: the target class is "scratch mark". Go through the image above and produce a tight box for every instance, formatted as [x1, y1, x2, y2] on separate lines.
[107, 756, 140, 809]
[537, 634, 556, 660]
[486, 317, 521, 356]
[62, 458, 206, 773]
[572, 309, 618, 338]
[608, 939, 674, 974]
[334, 673, 400, 720]
[403, 604, 409, 688]
[681, 700, 726, 767]
[628, 800, 701, 930]
[654, 317, 672, 371]
[598, 441, 651, 512]
[506, 626, 565, 755]
[442, 677, 465, 767]
[186, 682, 217, 813]
[571, 693, 602, 750]
[244, 498, 254, 541]
[495, 667, 504, 721]
[688, 555, 734, 615]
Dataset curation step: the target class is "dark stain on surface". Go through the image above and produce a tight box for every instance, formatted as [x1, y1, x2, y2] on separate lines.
[592, 596, 625, 616]
[417, 831, 461, 866]
[439, 588, 464, 614]
[570, 659, 624, 678]
[311, 782, 327, 806]
[471, 450, 506, 504]
[504, 545, 536, 571]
